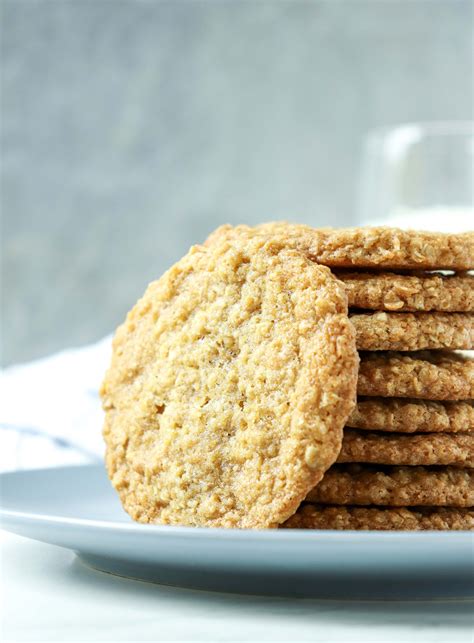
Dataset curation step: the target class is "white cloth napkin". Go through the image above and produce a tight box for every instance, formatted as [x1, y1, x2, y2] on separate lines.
[2, 212, 470, 472]
[0, 336, 112, 472]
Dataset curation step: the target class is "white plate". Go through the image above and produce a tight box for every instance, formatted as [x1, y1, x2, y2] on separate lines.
[1, 464, 473, 600]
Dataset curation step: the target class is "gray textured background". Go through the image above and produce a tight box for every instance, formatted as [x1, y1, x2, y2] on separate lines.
[2, 0, 473, 365]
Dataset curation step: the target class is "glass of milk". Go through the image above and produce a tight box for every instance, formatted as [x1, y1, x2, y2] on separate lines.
[357, 122, 474, 232]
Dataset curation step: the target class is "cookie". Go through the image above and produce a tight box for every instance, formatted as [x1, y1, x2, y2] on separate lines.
[337, 429, 474, 467]
[205, 223, 474, 270]
[101, 237, 358, 528]
[348, 398, 474, 433]
[351, 312, 474, 351]
[306, 464, 474, 507]
[282, 505, 474, 530]
[358, 351, 474, 400]
[337, 271, 474, 312]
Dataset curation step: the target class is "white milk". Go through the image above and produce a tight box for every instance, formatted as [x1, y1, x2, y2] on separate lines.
[365, 206, 473, 233]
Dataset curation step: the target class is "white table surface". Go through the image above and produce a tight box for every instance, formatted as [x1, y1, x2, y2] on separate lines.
[1, 530, 473, 643]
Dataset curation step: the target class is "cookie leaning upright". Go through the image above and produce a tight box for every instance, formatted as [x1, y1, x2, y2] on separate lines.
[101, 236, 358, 528]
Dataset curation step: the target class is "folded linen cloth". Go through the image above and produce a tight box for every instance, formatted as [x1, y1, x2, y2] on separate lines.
[0, 336, 112, 472]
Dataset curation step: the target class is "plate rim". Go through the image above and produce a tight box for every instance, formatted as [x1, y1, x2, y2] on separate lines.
[1, 464, 473, 543]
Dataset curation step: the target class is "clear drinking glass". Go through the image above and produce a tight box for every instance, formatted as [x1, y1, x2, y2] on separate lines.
[357, 122, 474, 232]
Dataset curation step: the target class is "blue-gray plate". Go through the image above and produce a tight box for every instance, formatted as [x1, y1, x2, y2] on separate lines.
[1, 464, 472, 600]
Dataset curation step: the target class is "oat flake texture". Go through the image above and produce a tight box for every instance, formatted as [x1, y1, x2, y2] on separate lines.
[101, 237, 358, 528]
[357, 351, 474, 400]
[338, 430, 474, 467]
[337, 271, 474, 312]
[306, 464, 474, 507]
[347, 398, 474, 433]
[283, 505, 474, 531]
[206, 223, 474, 270]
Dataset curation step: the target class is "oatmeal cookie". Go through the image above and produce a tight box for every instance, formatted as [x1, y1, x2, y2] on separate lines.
[283, 505, 474, 530]
[101, 237, 358, 528]
[206, 223, 474, 270]
[337, 429, 474, 467]
[306, 464, 474, 507]
[357, 351, 474, 400]
[351, 312, 474, 351]
[338, 271, 474, 312]
[348, 398, 474, 433]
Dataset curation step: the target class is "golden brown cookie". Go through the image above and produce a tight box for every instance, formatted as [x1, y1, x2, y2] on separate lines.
[357, 351, 474, 400]
[306, 464, 474, 507]
[282, 505, 474, 530]
[101, 237, 358, 528]
[348, 398, 474, 433]
[351, 312, 474, 351]
[338, 271, 474, 312]
[206, 223, 474, 270]
[337, 429, 474, 467]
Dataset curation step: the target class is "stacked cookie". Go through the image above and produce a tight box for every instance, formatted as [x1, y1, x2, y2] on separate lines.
[287, 266, 474, 530]
[205, 224, 474, 529]
[103, 223, 474, 531]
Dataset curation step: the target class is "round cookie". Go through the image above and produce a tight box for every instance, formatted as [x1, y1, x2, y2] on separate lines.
[357, 351, 474, 400]
[306, 464, 474, 507]
[337, 271, 474, 312]
[205, 223, 474, 270]
[337, 429, 474, 467]
[282, 505, 474, 531]
[351, 312, 474, 351]
[101, 237, 358, 528]
[348, 398, 474, 433]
